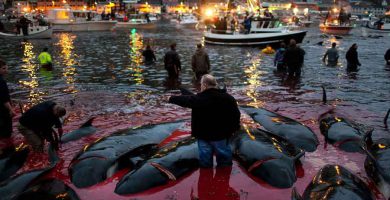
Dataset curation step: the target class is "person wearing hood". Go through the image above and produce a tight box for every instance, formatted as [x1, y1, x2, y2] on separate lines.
[191, 44, 210, 80]
[168, 74, 241, 168]
[346, 43, 361, 72]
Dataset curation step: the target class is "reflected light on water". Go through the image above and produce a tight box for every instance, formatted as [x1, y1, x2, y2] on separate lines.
[58, 33, 78, 94]
[18, 41, 45, 105]
[128, 29, 145, 85]
[244, 53, 265, 108]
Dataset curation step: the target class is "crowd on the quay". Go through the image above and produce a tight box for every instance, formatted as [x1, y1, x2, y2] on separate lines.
[1, 40, 390, 168]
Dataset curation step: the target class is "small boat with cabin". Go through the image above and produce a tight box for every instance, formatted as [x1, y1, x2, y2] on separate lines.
[47, 8, 117, 32]
[172, 13, 198, 25]
[319, 7, 353, 35]
[204, 17, 307, 46]
[115, 14, 154, 29]
[365, 13, 390, 32]
[0, 25, 52, 39]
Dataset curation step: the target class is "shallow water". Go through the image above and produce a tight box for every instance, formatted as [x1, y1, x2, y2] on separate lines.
[1, 21, 390, 199]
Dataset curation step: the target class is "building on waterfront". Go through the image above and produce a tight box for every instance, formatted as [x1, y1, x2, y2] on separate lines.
[350, 3, 388, 16]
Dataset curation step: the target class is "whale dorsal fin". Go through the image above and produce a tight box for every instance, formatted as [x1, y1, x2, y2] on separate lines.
[81, 117, 95, 128]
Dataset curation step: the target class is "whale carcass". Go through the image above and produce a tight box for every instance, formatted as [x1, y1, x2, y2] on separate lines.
[16, 179, 80, 200]
[0, 145, 29, 182]
[69, 121, 185, 188]
[0, 166, 55, 200]
[293, 165, 375, 200]
[319, 112, 367, 152]
[232, 128, 304, 188]
[364, 132, 390, 198]
[61, 118, 97, 143]
[115, 136, 198, 194]
[241, 106, 318, 152]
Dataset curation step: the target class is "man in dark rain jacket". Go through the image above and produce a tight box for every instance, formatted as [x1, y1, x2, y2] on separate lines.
[19, 101, 66, 152]
[169, 74, 241, 168]
[164, 43, 181, 78]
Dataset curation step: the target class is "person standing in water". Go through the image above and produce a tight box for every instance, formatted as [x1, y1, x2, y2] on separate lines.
[0, 59, 16, 138]
[323, 42, 339, 67]
[346, 43, 361, 72]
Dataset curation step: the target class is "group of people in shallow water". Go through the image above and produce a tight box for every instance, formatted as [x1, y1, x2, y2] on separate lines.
[142, 42, 210, 82]
[273, 39, 390, 76]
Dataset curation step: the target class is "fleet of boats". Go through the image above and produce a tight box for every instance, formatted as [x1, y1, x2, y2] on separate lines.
[0, 2, 388, 44]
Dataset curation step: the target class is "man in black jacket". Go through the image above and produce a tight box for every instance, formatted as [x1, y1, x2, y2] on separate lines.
[283, 39, 305, 77]
[19, 101, 66, 152]
[164, 43, 181, 78]
[169, 74, 241, 168]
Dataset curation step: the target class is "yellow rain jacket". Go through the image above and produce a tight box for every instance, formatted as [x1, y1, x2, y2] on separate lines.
[38, 52, 52, 65]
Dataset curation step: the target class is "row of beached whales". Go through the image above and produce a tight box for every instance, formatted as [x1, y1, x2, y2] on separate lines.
[0, 104, 390, 200]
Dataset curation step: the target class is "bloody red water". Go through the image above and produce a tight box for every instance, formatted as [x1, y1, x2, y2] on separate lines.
[2, 91, 386, 200]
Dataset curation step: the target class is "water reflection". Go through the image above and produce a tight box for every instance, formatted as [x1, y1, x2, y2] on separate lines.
[197, 167, 239, 200]
[244, 53, 265, 107]
[128, 29, 145, 85]
[57, 33, 78, 94]
[18, 41, 45, 105]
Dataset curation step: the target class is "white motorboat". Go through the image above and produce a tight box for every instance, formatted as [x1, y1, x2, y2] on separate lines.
[172, 14, 198, 25]
[366, 14, 390, 32]
[47, 9, 117, 32]
[204, 18, 307, 46]
[0, 26, 52, 39]
[115, 14, 154, 29]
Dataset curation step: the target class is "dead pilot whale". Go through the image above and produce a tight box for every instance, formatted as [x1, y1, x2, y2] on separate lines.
[69, 121, 186, 188]
[0, 147, 59, 200]
[319, 111, 368, 153]
[0, 145, 29, 183]
[115, 137, 199, 194]
[292, 165, 375, 200]
[60, 118, 96, 143]
[232, 128, 304, 188]
[241, 106, 319, 152]
[16, 179, 80, 200]
[364, 130, 390, 199]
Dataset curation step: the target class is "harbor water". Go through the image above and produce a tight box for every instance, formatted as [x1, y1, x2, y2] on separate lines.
[0, 20, 390, 199]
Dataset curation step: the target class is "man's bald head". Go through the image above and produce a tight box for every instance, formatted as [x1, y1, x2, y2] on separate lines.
[201, 74, 217, 91]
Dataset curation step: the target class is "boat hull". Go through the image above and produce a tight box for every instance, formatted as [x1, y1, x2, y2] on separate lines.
[52, 21, 117, 32]
[204, 31, 307, 46]
[319, 25, 353, 35]
[115, 22, 155, 29]
[0, 27, 52, 39]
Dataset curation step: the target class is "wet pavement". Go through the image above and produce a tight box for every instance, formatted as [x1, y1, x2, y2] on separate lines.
[0, 20, 390, 199]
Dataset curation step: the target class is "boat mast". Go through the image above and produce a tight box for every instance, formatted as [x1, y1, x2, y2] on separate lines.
[247, 0, 261, 12]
